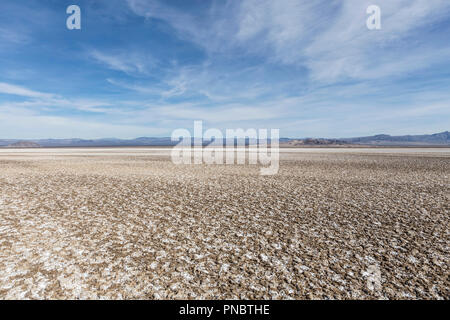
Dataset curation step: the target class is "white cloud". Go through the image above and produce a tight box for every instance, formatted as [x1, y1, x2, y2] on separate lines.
[0, 82, 118, 114]
[125, 0, 240, 53]
[235, 0, 450, 82]
[89, 50, 153, 75]
[302, 0, 450, 82]
[0, 82, 54, 99]
[106, 78, 163, 95]
[125, 0, 450, 83]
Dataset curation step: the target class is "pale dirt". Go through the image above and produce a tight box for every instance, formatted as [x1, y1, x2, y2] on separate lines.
[0, 148, 448, 299]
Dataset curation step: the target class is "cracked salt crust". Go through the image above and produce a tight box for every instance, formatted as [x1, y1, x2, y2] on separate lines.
[0, 148, 448, 299]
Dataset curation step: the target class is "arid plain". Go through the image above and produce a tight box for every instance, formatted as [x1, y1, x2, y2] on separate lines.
[0, 148, 448, 299]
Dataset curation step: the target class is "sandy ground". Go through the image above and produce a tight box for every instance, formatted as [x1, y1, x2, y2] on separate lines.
[0, 148, 448, 299]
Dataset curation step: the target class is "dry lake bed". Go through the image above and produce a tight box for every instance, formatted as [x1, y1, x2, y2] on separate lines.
[0, 147, 448, 299]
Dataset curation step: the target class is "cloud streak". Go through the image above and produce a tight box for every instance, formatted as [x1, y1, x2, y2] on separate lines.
[125, 0, 450, 83]
[89, 50, 153, 75]
[0, 82, 54, 99]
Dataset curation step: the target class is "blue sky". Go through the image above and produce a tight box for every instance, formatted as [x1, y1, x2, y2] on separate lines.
[0, 0, 449, 139]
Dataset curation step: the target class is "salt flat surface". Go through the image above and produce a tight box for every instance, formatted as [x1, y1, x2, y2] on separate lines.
[0, 150, 448, 299]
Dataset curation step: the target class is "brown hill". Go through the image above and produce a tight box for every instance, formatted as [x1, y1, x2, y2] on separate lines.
[282, 138, 347, 147]
[8, 141, 41, 148]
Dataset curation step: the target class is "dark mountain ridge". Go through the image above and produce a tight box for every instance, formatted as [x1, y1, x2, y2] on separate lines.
[342, 131, 450, 145]
[0, 131, 448, 147]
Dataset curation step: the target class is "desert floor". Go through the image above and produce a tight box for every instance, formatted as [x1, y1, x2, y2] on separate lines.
[0, 148, 448, 299]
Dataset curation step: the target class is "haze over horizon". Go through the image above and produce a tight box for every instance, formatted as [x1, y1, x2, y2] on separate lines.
[1, 0, 450, 139]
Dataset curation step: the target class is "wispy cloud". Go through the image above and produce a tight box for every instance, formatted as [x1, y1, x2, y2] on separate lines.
[0, 82, 54, 99]
[125, 0, 450, 83]
[302, 0, 450, 82]
[89, 50, 154, 75]
[0, 82, 115, 114]
[106, 78, 161, 95]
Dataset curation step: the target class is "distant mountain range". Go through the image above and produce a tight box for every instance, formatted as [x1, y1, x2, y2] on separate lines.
[341, 131, 450, 146]
[7, 141, 41, 148]
[0, 137, 176, 148]
[0, 131, 448, 147]
[286, 131, 450, 146]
